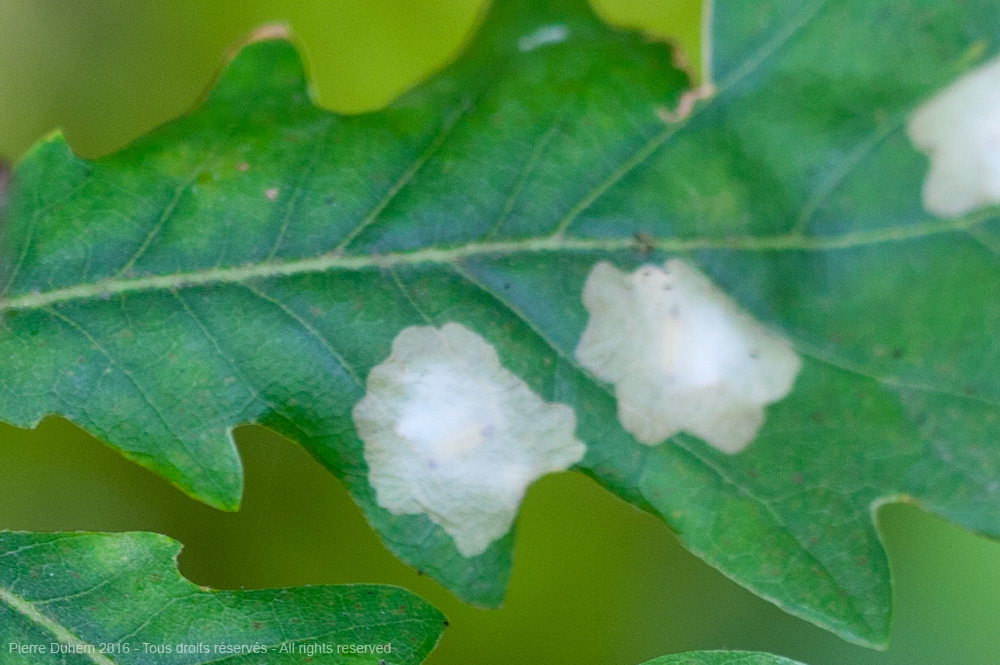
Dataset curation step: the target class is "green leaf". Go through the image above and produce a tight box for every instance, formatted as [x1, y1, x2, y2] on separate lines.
[641, 653, 805, 665]
[2, 0, 1000, 649]
[0, 531, 445, 664]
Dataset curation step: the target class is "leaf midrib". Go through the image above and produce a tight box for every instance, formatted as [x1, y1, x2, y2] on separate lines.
[0, 584, 117, 665]
[1, 209, 991, 314]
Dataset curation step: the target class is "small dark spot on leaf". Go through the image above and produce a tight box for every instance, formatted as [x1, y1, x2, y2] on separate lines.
[252, 622, 261, 630]
[443, 620, 450, 628]
[792, 473, 803, 484]
[633, 232, 654, 256]
[197, 171, 213, 185]
[810, 412, 826, 425]
[891, 348, 904, 359]
[325, 196, 334, 205]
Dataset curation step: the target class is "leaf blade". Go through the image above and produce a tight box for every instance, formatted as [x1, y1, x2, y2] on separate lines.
[0, 531, 445, 664]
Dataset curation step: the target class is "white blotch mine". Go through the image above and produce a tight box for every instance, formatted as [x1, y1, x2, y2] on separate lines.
[354, 323, 585, 557]
[517, 24, 570, 52]
[575, 260, 802, 454]
[908, 55, 1000, 217]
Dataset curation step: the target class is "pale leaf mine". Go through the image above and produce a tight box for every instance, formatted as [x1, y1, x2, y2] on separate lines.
[908, 55, 1000, 217]
[354, 323, 585, 557]
[575, 260, 802, 454]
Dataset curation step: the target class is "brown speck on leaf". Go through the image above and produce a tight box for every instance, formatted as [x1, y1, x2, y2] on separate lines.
[237, 162, 250, 172]
[792, 473, 804, 484]
[252, 621, 261, 630]
[633, 231, 654, 256]
[810, 411, 826, 425]
[656, 84, 715, 124]
[266, 187, 279, 201]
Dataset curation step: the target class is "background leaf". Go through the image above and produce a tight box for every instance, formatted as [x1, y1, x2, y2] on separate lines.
[0, 531, 445, 664]
[641, 652, 804, 665]
[2, 0, 1000, 650]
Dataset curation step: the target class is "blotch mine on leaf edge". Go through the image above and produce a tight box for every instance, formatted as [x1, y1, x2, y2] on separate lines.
[908, 54, 1000, 217]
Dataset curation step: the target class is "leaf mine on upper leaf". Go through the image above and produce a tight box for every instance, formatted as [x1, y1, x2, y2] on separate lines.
[354, 322, 585, 557]
[908, 53, 1000, 217]
[575, 259, 801, 453]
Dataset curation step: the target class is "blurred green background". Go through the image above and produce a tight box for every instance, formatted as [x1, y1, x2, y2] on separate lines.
[1, 1, 999, 663]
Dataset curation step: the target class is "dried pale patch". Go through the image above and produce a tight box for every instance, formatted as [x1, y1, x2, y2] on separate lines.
[517, 24, 570, 52]
[575, 260, 801, 454]
[908, 55, 1000, 217]
[354, 323, 585, 557]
